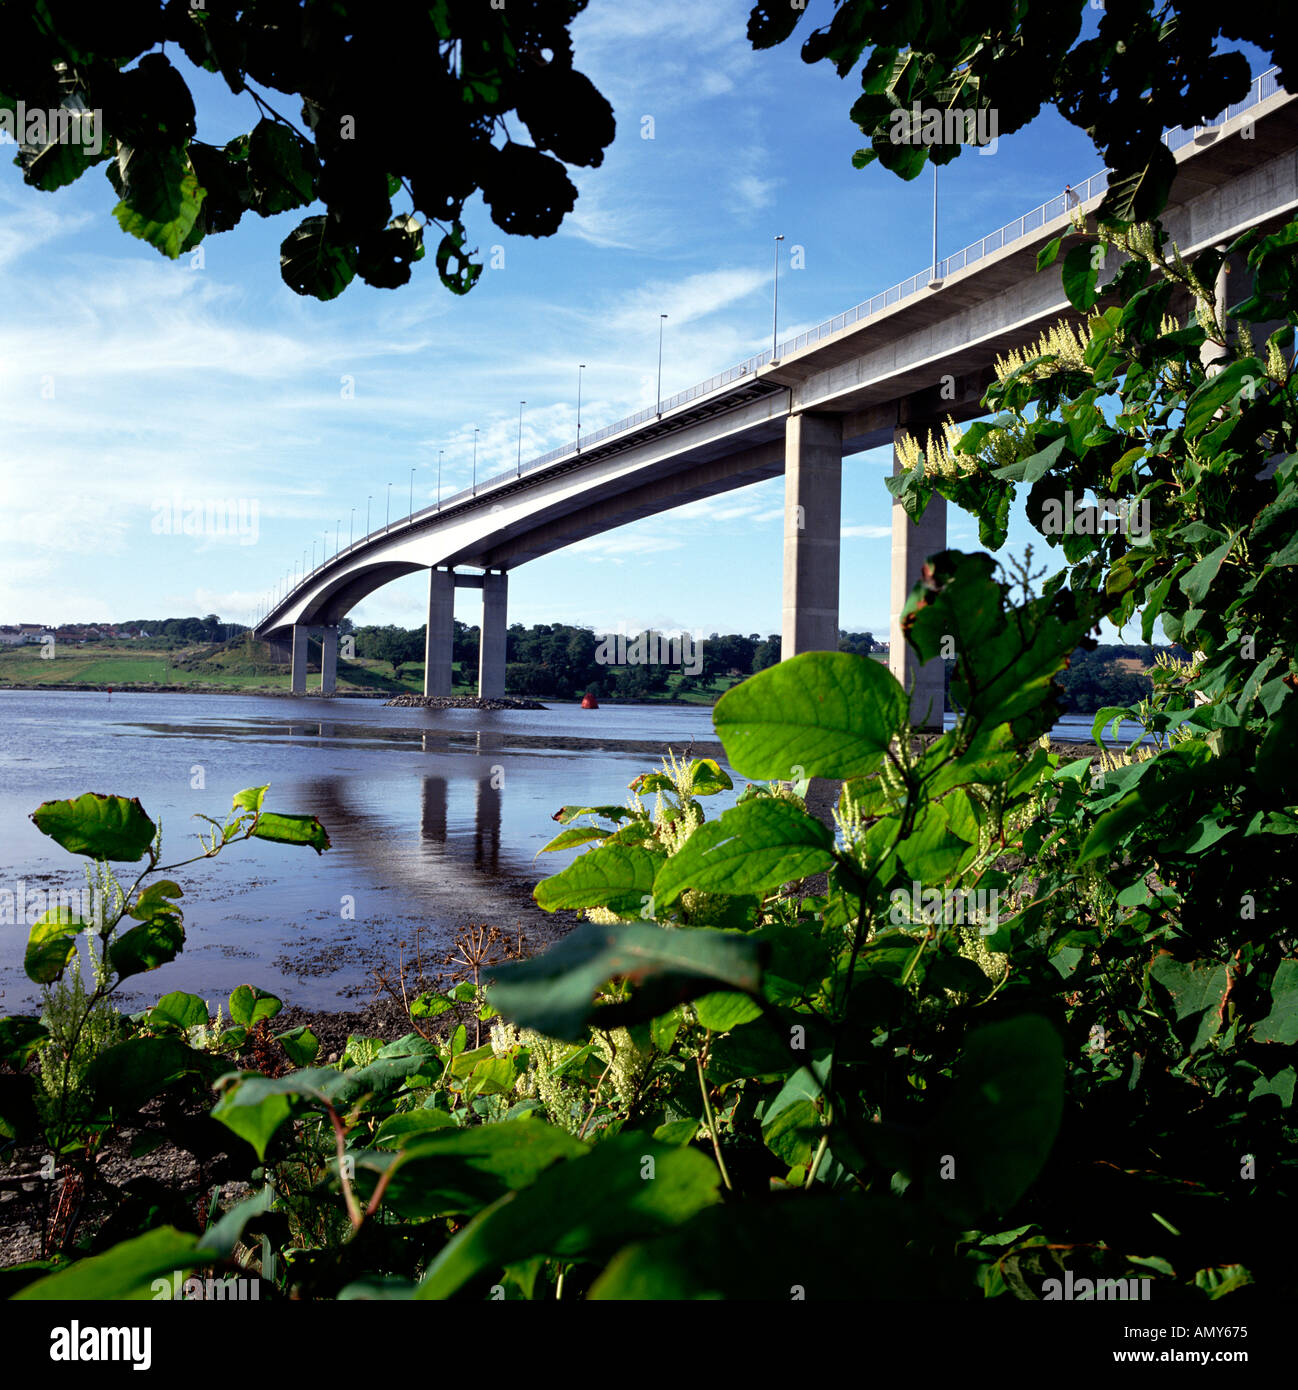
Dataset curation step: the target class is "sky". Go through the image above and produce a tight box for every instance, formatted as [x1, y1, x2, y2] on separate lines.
[0, 2, 1273, 642]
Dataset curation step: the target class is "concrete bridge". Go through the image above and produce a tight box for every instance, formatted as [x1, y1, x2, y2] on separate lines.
[256, 70, 1296, 727]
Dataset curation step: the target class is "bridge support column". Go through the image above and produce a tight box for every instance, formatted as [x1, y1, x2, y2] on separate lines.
[290, 625, 309, 696]
[889, 424, 947, 731]
[320, 626, 338, 695]
[781, 413, 843, 656]
[424, 568, 455, 697]
[478, 571, 508, 699]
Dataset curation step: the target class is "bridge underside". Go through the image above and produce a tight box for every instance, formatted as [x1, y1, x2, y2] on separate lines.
[259, 90, 1298, 719]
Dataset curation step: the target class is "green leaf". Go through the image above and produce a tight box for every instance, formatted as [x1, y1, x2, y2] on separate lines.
[113, 146, 205, 259]
[109, 915, 185, 980]
[1036, 236, 1063, 272]
[362, 1119, 586, 1218]
[533, 844, 659, 915]
[0, 1018, 49, 1067]
[148, 992, 209, 1032]
[1254, 961, 1298, 1045]
[247, 118, 318, 214]
[1180, 538, 1234, 605]
[251, 811, 330, 854]
[990, 433, 1067, 484]
[1148, 955, 1229, 1052]
[653, 799, 835, 906]
[537, 825, 608, 853]
[280, 214, 358, 300]
[589, 1196, 960, 1299]
[30, 793, 156, 862]
[128, 879, 183, 922]
[274, 1025, 319, 1066]
[692, 991, 763, 1032]
[920, 1015, 1065, 1224]
[486, 922, 765, 1043]
[688, 758, 733, 795]
[210, 1068, 341, 1159]
[1183, 358, 1267, 438]
[228, 984, 283, 1028]
[23, 910, 82, 984]
[87, 1037, 214, 1114]
[714, 651, 907, 779]
[13, 1226, 203, 1301]
[1061, 243, 1101, 311]
[415, 1136, 722, 1299]
[231, 786, 268, 814]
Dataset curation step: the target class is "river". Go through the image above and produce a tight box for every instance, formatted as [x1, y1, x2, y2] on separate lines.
[0, 690, 1144, 1014]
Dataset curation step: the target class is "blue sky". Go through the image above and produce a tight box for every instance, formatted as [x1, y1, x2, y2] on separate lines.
[0, 2, 1270, 642]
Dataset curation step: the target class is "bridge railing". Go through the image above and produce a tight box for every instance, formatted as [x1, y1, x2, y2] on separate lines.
[273, 67, 1282, 616]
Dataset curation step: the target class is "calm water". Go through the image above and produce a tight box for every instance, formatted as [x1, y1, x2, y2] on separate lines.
[0, 691, 1139, 1013]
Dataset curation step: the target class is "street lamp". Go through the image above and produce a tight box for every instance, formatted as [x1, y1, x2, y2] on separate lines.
[472, 427, 479, 493]
[334, 523, 339, 557]
[366, 495, 371, 535]
[517, 401, 526, 477]
[386, 482, 392, 531]
[311, 539, 316, 570]
[927, 163, 942, 289]
[577, 364, 585, 452]
[656, 315, 667, 416]
[409, 467, 416, 518]
[349, 507, 355, 547]
[438, 450, 444, 507]
[772, 234, 785, 362]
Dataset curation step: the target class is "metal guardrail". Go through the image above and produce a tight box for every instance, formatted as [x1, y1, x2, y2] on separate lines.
[264, 67, 1282, 626]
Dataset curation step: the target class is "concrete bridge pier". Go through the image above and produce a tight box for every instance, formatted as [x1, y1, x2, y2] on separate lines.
[889, 423, 947, 731]
[781, 412, 843, 656]
[320, 626, 339, 694]
[290, 624, 309, 696]
[478, 571, 508, 699]
[424, 568, 455, 697]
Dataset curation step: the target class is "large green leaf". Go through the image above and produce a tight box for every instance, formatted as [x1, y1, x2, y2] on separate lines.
[415, 1136, 722, 1299]
[30, 793, 156, 862]
[228, 984, 283, 1028]
[485, 922, 766, 1043]
[14, 1227, 204, 1300]
[86, 1037, 216, 1115]
[113, 146, 205, 259]
[251, 811, 330, 854]
[148, 992, 209, 1032]
[1149, 955, 1229, 1053]
[653, 799, 835, 905]
[23, 910, 83, 984]
[533, 844, 659, 915]
[247, 117, 318, 214]
[1254, 961, 1298, 1045]
[1183, 358, 1267, 438]
[108, 915, 185, 980]
[361, 1120, 585, 1219]
[918, 1015, 1065, 1224]
[280, 214, 358, 300]
[590, 1195, 962, 1299]
[713, 651, 907, 780]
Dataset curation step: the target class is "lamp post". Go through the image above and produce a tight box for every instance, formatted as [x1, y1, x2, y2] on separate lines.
[927, 162, 941, 289]
[772, 234, 785, 361]
[438, 450, 444, 507]
[517, 401, 526, 477]
[577, 364, 585, 451]
[386, 482, 392, 531]
[472, 427, 479, 493]
[349, 508, 355, 548]
[311, 540, 316, 571]
[409, 467, 415, 517]
[335, 520, 340, 556]
[656, 314, 667, 416]
[366, 495, 371, 536]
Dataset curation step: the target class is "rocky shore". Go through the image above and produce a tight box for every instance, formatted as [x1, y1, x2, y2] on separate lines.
[383, 693, 548, 710]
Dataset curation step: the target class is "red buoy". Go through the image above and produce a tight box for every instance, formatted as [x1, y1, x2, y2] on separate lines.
[581, 692, 599, 709]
